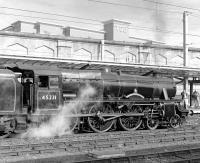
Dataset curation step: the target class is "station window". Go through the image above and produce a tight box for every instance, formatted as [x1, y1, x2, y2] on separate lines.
[38, 76, 49, 88]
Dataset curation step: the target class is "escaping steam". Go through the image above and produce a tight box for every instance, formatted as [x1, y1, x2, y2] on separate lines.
[144, 0, 167, 42]
[23, 85, 96, 138]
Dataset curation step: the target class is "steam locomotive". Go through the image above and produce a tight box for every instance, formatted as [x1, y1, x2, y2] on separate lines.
[0, 67, 189, 137]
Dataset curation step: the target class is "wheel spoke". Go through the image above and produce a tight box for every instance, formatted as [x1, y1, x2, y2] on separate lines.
[88, 104, 114, 133]
[146, 118, 159, 130]
[170, 114, 181, 129]
[118, 94, 144, 131]
[119, 105, 142, 131]
[0, 131, 11, 139]
[0, 119, 16, 138]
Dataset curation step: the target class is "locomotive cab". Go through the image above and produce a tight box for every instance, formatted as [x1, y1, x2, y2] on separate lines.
[7, 67, 34, 114]
[33, 70, 62, 115]
[11, 68, 62, 113]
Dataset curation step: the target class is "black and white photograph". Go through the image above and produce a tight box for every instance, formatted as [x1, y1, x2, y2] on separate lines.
[1, 0, 200, 162]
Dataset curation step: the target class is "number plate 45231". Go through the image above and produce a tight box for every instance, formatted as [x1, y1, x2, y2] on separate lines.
[41, 94, 57, 100]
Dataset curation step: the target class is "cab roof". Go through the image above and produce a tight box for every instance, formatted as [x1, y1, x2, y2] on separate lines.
[0, 69, 15, 77]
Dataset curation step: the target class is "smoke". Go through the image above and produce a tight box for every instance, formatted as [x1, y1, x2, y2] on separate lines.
[23, 85, 96, 138]
[144, 0, 166, 42]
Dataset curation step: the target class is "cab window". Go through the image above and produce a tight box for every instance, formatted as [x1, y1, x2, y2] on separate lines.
[49, 76, 59, 89]
[38, 76, 48, 88]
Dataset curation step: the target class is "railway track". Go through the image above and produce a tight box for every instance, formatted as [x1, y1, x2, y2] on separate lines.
[3, 143, 200, 163]
[3, 134, 200, 163]
[0, 115, 200, 162]
[0, 126, 200, 157]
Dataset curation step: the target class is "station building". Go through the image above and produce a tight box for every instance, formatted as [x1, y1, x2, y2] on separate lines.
[1, 19, 200, 103]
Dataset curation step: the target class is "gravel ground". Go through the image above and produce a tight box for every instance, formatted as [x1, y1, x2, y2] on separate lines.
[0, 114, 200, 162]
[0, 112, 199, 147]
[186, 113, 200, 126]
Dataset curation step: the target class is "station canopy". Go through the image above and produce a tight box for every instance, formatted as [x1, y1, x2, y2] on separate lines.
[1, 54, 200, 78]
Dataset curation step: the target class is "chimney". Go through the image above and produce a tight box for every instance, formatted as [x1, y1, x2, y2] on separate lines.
[103, 19, 131, 41]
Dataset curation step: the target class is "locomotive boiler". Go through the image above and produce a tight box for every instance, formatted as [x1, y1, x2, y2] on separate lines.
[0, 67, 189, 137]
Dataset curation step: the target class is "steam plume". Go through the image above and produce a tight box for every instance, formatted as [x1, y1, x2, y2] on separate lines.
[144, 0, 166, 42]
[23, 85, 96, 138]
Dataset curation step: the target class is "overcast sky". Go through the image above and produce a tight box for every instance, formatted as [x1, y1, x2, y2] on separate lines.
[2, 0, 200, 47]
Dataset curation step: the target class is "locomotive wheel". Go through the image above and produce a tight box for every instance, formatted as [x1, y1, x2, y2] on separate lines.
[118, 105, 143, 131]
[0, 131, 11, 138]
[87, 104, 114, 133]
[146, 118, 159, 130]
[170, 114, 181, 129]
[0, 118, 16, 139]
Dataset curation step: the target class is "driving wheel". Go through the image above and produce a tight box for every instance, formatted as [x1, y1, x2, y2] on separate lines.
[118, 93, 144, 131]
[118, 105, 143, 131]
[87, 104, 114, 133]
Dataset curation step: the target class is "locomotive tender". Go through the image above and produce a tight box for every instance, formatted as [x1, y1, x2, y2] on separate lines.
[0, 67, 188, 137]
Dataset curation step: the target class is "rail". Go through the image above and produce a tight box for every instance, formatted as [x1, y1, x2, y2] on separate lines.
[1, 124, 200, 162]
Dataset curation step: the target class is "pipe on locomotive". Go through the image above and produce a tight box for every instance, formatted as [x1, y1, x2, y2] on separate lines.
[188, 109, 200, 115]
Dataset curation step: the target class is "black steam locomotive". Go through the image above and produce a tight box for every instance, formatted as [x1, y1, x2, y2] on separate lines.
[0, 67, 188, 137]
